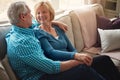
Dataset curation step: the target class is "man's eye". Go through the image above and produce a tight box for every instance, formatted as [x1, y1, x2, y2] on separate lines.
[37, 12, 40, 14]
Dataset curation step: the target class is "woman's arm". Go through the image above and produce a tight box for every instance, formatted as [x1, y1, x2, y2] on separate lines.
[58, 28, 93, 66]
[39, 37, 76, 61]
[56, 26, 77, 52]
[61, 31, 77, 52]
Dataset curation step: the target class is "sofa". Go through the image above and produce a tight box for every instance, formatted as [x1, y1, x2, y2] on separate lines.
[55, 4, 120, 70]
[0, 3, 120, 80]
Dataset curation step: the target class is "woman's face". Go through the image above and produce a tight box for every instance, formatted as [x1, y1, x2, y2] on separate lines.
[36, 5, 51, 24]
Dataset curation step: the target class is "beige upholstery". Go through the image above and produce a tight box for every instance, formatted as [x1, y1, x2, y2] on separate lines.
[55, 4, 120, 70]
[1, 56, 18, 80]
[69, 11, 84, 52]
[0, 67, 10, 80]
[56, 14, 75, 47]
[0, 25, 18, 80]
[90, 4, 105, 16]
[0, 63, 10, 80]
[56, 4, 104, 52]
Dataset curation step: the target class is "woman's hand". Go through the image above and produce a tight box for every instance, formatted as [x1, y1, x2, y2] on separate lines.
[52, 21, 68, 32]
[74, 53, 93, 66]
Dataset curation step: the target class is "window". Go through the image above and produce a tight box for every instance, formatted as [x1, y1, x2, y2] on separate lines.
[0, 0, 48, 22]
[0, 0, 85, 23]
[59, 0, 85, 10]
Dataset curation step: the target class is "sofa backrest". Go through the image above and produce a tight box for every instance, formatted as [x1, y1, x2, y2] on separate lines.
[55, 4, 105, 52]
[0, 25, 18, 80]
[0, 63, 10, 80]
[55, 12, 75, 47]
[2, 56, 18, 80]
[0, 26, 11, 60]
[73, 4, 105, 50]
[0, 26, 11, 80]
[90, 4, 105, 16]
[69, 11, 84, 52]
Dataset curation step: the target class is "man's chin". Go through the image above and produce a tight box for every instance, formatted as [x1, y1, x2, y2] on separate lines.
[40, 21, 49, 25]
[41, 22, 47, 25]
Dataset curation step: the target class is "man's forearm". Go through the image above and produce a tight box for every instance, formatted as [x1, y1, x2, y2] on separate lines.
[60, 60, 82, 72]
[52, 21, 68, 32]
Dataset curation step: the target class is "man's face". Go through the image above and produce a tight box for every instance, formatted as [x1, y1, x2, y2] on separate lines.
[24, 6, 32, 27]
[19, 6, 32, 28]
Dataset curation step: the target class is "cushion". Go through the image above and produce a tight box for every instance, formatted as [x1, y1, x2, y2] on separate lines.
[2, 56, 18, 80]
[55, 14, 75, 47]
[90, 4, 105, 16]
[83, 47, 101, 54]
[94, 15, 112, 47]
[0, 67, 10, 80]
[96, 15, 112, 29]
[69, 11, 84, 52]
[98, 28, 120, 52]
[74, 8, 97, 49]
[100, 50, 120, 61]
[111, 18, 120, 29]
[0, 26, 11, 60]
[95, 16, 120, 47]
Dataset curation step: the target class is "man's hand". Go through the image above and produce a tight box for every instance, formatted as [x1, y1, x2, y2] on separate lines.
[52, 21, 68, 32]
[74, 53, 93, 66]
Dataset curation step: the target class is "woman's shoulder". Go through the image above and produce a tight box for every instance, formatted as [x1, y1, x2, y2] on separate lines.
[34, 29, 48, 39]
[53, 25, 64, 33]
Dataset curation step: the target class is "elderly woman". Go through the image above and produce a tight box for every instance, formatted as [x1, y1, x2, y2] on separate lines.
[34, 1, 120, 80]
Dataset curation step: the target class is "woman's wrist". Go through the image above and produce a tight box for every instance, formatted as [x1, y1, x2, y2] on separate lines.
[74, 53, 79, 60]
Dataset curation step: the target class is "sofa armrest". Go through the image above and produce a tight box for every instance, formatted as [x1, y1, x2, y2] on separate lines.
[1, 56, 18, 80]
[0, 62, 10, 80]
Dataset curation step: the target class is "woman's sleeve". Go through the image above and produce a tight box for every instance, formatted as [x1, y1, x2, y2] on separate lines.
[61, 31, 77, 52]
[39, 37, 76, 61]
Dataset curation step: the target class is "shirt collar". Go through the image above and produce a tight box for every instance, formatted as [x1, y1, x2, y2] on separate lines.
[12, 25, 35, 36]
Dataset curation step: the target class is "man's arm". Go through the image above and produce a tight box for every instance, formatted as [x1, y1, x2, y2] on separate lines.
[52, 21, 68, 32]
[60, 60, 83, 72]
[18, 39, 82, 74]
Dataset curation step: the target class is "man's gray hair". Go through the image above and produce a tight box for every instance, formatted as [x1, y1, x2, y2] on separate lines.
[7, 1, 28, 25]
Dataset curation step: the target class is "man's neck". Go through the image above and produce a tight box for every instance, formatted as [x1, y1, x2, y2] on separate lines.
[16, 23, 29, 28]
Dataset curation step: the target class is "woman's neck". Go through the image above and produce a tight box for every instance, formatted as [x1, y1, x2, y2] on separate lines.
[40, 22, 58, 37]
[40, 22, 53, 32]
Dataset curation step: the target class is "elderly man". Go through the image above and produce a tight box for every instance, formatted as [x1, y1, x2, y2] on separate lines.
[6, 1, 105, 80]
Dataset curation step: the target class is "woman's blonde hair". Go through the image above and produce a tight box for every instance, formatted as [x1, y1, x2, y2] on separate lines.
[34, 1, 55, 22]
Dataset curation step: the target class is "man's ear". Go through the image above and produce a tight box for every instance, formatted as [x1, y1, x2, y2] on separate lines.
[19, 13, 25, 20]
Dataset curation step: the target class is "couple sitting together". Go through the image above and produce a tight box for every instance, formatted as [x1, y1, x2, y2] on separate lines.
[6, 1, 120, 80]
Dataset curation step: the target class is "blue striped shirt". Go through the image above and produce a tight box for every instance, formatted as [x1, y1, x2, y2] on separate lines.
[5, 25, 60, 80]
